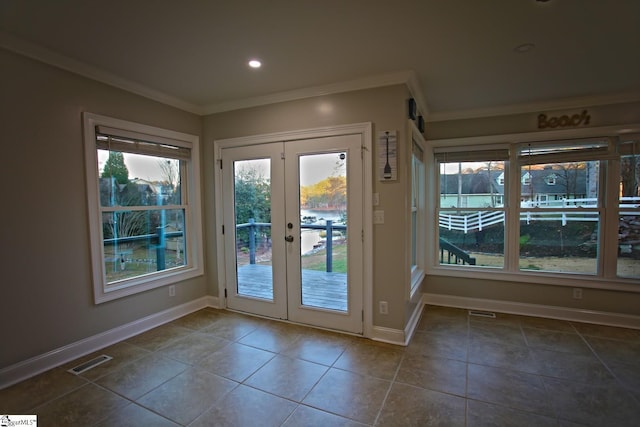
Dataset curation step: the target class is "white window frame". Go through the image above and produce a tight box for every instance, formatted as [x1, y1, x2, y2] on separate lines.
[83, 113, 204, 303]
[428, 123, 640, 292]
[408, 121, 426, 299]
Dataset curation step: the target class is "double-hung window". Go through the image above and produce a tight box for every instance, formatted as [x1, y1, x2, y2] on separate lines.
[409, 125, 426, 297]
[84, 113, 203, 303]
[435, 147, 509, 269]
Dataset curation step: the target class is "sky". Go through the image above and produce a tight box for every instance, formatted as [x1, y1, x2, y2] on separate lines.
[99, 150, 347, 185]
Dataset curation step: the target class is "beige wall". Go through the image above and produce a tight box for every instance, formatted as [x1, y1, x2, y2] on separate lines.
[203, 85, 417, 330]
[424, 101, 640, 316]
[1, 50, 207, 369]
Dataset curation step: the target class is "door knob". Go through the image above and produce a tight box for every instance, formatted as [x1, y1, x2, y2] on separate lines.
[285, 235, 294, 242]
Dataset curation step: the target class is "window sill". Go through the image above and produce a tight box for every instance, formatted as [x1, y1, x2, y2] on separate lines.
[426, 265, 640, 293]
[94, 267, 203, 304]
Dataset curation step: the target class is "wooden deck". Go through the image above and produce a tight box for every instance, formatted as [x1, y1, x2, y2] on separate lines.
[236, 264, 347, 311]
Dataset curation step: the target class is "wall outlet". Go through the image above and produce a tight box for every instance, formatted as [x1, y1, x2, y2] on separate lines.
[572, 288, 583, 300]
[169, 285, 176, 297]
[379, 301, 388, 314]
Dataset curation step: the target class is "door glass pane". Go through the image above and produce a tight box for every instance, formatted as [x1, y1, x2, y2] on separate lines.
[233, 159, 273, 300]
[299, 152, 348, 311]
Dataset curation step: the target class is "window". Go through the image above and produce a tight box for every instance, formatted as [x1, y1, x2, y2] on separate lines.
[545, 174, 557, 185]
[410, 128, 425, 296]
[433, 135, 640, 286]
[435, 147, 509, 269]
[518, 141, 604, 275]
[618, 138, 640, 278]
[84, 113, 203, 303]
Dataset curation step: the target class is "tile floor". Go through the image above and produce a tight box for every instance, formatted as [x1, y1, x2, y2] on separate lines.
[2, 305, 640, 426]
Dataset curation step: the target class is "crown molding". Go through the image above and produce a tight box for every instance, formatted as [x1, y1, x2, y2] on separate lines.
[201, 70, 419, 115]
[426, 91, 640, 123]
[1, 31, 205, 115]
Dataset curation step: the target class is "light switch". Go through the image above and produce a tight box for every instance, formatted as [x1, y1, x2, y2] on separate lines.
[373, 193, 380, 206]
[373, 210, 384, 224]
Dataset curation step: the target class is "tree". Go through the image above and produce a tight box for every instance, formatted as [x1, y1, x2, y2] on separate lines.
[234, 166, 271, 245]
[102, 152, 129, 184]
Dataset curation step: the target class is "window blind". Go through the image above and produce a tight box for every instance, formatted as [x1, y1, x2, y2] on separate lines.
[96, 125, 191, 160]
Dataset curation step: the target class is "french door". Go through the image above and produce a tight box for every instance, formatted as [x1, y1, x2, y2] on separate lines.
[220, 134, 363, 333]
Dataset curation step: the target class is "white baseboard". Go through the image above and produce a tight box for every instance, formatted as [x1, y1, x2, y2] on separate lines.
[0, 296, 219, 390]
[423, 293, 640, 329]
[371, 299, 425, 346]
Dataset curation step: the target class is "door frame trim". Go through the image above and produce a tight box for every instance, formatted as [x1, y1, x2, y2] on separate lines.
[214, 122, 373, 337]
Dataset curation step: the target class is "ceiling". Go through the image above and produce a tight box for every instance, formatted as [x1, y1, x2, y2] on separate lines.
[2, 0, 639, 120]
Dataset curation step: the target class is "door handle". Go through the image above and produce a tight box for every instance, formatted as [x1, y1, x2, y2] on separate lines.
[285, 235, 294, 242]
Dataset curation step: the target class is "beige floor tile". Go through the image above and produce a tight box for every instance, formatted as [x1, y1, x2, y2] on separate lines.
[469, 322, 527, 347]
[199, 315, 261, 341]
[531, 348, 616, 385]
[416, 314, 469, 336]
[94, 402, 179, 426]
[191, 384, 297, 427]
[281, 329, 349, 366]
[34, 382, 128, 427]
[406, 330, 468, 361]
[467, 399, 558, 427]
[0, 367, 87, 413]
[585, 336, 640, 366]
[238, 324, 301, 353]
[137, 367, 237, 425]
[303, 368, 390, 424]
[282, 404, 367, 426]
[334, 340, 404, 380]
[156, 332, 231, 365]
[376, 382, 466, 426]
[468, 339, 539, 374]
[571, 322, 640, 341]
[523, 327, 590, 355]
[544, 377, 640, 426]
[169, 308, 224, 330]
[245, 355, 328, 401]
[519, 315, 575, 332]
[396, 353, 467, 396]
[95, 353, 188, 400]
[125, 323, 194, 351]
[467, 364, 554, 417]
[197, 342, 275, 382]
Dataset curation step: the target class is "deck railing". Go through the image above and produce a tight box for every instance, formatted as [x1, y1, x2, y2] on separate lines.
[237, 219, 346, 272]
[439, 238, 476, 265]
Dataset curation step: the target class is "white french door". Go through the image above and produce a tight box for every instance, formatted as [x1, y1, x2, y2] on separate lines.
[220, 134, 363, 333]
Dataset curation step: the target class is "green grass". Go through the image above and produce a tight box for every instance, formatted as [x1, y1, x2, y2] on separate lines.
[301, 244, 347, 273]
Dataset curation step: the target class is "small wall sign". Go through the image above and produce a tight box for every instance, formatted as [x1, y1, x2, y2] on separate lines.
[538, 110, 591, 129]
[378, 130, 397, 181]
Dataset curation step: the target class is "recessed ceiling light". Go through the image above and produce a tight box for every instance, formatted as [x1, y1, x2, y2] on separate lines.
[248, 59, 262, 68]
[514, 43, 535, 53]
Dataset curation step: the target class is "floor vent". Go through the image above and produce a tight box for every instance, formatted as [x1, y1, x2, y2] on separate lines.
[68, 355, 113, 375]
[468, 310, 496, 318]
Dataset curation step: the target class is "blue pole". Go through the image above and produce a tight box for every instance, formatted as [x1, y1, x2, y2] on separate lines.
[249, 218, 256, 264]
[326, 220, 333, 272]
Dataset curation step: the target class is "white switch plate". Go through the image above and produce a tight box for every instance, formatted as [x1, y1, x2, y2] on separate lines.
[373, 210, 384, 224]
[373, 193, 380, 206]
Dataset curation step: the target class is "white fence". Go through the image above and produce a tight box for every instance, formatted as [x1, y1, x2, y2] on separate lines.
[439, 197, 640, 233]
